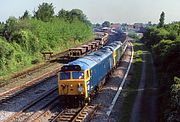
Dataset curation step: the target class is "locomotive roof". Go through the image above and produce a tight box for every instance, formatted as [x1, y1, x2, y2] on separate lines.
[64, 41, 122, 71]
[69, 49, 112, 70]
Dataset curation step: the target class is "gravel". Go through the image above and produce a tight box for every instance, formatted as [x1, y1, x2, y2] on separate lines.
[90, 44, 132, 122]
[0, 76, 58, 121]
[13, 89, 59, 122]
[0, 63, 61, 94]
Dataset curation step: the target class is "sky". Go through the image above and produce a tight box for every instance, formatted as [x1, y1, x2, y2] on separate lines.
[0, 0, 180, 24]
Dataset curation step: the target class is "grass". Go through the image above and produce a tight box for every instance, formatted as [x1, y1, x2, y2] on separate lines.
[119, 40, 144, 122]
[0, 39, 92, 83]
[141, 50, 154, 121]
[119, 40, 158, 121]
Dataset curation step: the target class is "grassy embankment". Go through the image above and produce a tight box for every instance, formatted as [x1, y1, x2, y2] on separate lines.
[119, 40, 155, 121]
[142, 24, 180, 121]
[0, 18, 93, 83]
[119, 40, 143, 122]
[140, 49, 156, 121]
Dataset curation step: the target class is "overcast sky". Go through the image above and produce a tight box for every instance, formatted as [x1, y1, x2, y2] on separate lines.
[0, 0, 180, 24]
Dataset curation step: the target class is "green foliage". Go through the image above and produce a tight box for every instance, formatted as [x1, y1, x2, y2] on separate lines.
[3, 17, 18, 41]
[143, 27, 170, 46]
[58, 9, 69, 20]
[168, 30, 178, 40]
[69, 9, 85, 21]
[142, 22, 180, 121]
[12, 30, 40, 54]
[128, 32, 141, 40]
[20, 10, 31, 20]
[158, 11, 165, 28]
[102, 21, 110, 27]
[57, 9, 91, 26]
[165, 77, 180, 121]
[34, 2, 54, 22]
[95, 23, 101, 27]
[0, 5, 93, 77]
[0, 38, 15, 72]
[0, 22, 5, 36]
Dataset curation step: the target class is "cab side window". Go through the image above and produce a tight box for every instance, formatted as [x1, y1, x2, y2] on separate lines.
[86, 70, 90, 78]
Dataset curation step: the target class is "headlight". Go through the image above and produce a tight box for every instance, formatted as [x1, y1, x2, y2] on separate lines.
[78, 85, 83, 92]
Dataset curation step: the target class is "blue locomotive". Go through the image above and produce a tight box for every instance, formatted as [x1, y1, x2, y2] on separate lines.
[58, 39, 128, 105]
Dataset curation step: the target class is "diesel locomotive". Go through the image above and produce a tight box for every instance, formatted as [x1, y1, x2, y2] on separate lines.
[58, 38, 128, 105]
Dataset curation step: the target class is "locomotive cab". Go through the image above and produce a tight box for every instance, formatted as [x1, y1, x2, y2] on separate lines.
[58, 65, 90, 106]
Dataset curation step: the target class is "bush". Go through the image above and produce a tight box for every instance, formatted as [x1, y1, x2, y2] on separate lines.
[166, 77, 180, 122]
[142, 22, 180, 121]
[0, 38, 15, 70]
[0, 12, 93, 77]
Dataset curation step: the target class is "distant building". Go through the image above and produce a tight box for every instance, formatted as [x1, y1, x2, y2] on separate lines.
[110, 23, 121, 30]
[134, 23, 143, 31]
[102, 27, 111, 33]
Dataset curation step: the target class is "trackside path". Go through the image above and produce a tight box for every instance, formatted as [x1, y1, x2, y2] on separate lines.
[130, 51, 146, 122]
[149, 55, 158, 122]
[130, 48, 158, 122]
[106, 42, 134, 116]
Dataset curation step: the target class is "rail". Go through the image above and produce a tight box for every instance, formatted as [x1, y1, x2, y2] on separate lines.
[4, 86, 58, 122]
[50, 104, 98, 122]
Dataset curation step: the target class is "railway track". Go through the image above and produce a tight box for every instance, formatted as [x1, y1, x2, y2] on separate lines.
[28, 102, 98, 122]
[0, 64, 60, 102]
[0, 33, 109, 101]
[49, 104, 98, 122]
[0, 63, 60, 100]
[0, 32, 126, 122]
[4, 98, 99, 122]
[0, 75, 58, 122]
[4, 86, 59, 122]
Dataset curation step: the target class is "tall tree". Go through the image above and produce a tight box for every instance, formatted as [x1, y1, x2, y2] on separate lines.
[20, 10, 31, 19]
[34, 2, 54, 22]
[102, 21, 110, 27]
[95, 23, 101, 27]
[70, 9, 91, 25]
[58, 9, 69, 19]
[0, 22, 5, 36]
[69, 9, 86, 21]
[3, 17, 18, 41]
[158, 11, 165, 28]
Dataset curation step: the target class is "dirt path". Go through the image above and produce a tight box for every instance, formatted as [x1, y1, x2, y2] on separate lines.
[130, 51, 146, 122]
[149, 55, 158, 122]
[130, 50, 158, 122]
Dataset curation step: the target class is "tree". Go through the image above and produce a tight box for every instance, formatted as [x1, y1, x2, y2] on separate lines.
[20, 10, 31, 19]
[3, 17, 18, 41]
[95, 23, 101, 28]
[58, 9, 69, 19]
[34, 2, 54, 22]
[0, 22, 5, 36]
[102, 21, 110, 27]
[158, 11, 165, 28]
[69, 9, 86, 21]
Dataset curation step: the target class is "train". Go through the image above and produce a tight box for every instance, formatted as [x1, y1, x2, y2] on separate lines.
[66, 32, 109, 59]
[58, 36, 128, 106]
[41, 33, 109, 62]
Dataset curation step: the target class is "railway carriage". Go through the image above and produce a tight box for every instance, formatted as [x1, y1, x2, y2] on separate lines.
[58, 40, 127, 105]
[66, 33, 109, 60]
